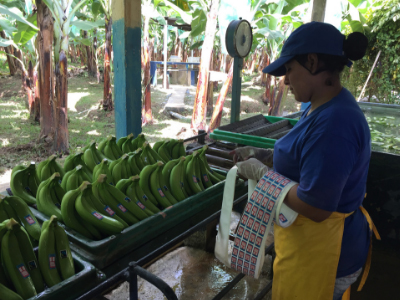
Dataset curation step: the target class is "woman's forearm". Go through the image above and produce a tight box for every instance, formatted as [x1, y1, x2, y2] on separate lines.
[283, 184, 332, 222]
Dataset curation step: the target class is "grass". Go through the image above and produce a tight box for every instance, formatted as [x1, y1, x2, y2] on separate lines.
[0, 63, 300, 179]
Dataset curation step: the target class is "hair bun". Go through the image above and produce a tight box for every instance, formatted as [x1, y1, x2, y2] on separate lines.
[343, 32, 368, 61]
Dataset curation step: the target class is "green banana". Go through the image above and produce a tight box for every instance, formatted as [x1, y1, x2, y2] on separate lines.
[166, 139, 179, 157]
[169, 157, 189, 201]
[127, 153, 141, 176]
[182, 154, 195, 197]
[10, 163, 38, 205]
[133, 148, 145, 169]
[0, 283, 23, 300]
[40, 155, 65, 182]
[152, 141, 164, 153]
[1, 199, 19, 225]
[36, 173, 63, 221]
[103, 136, 122, 160]
[124, 177, 155, 217]
[38, 216, 62, 288]
[83, 142, 106, 172]
[97, 137, 108, 153]
[117, 133, 134, 150]
[130, 177, 161, 214]
[63, 152, 93, 181]
[149, 162, 177, 208]
[196, 155, 214, 189]
[148, 144, 166, 163]
[93, 158, 114, 185]
[92, 175, 139, 225]
[61, 184, 101, 240]
[162, 158, 181, 192]
[111, 154, 132, 184]
[186, 152, 204, 194]
[193, 152, 205, 190]
[53, 223, 74, 280]
[84, 185, 129, 229]
[101, 179, 148, 221]
[171, 139, 185, 159]
[2, 220, 37, 299]
[62, 165, 91, 192]
[121, 134, 135, 154]
[11, 219, 44, 293]
[157, 140, 172, 162]
[140, 142, 156, 165]
[115, 178, 132, 195]
[131, 133, 146, 150]
[75, 182, 125, 236]
[5, 196, 41, 241]
[0, 196, 10, 222]
[138, 164, 158, 206]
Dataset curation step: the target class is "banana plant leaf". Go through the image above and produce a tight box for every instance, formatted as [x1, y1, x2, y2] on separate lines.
[0, 4, 38, 30]
[13, 13, 38, 45]
[0, 17, 17, 35]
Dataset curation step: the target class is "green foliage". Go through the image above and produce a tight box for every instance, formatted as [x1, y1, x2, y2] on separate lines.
[342, 0, 400, 104]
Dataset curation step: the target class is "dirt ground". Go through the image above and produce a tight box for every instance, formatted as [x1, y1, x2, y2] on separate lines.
[0, 68, 300, 191]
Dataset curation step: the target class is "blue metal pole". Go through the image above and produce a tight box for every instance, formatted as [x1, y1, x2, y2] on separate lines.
[112, 0, 142, 139]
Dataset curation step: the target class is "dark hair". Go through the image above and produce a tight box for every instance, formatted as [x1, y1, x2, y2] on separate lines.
[294, 32, 368, 74]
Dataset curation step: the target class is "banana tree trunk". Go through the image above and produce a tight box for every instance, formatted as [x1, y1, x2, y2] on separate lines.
[249, 52, 257, 73]
[33, 68, 40, 122]
[268, 76, 289, 116]
[0, 30, 16, 76]
[37, 0, 54, 137]
[70, 43, 77, 63]
[93, 29, 100, 83]
[26, 61, 34, 116]
[80, 44, 86, 66]
[260, 53, 269, 85]
[103, 16, 113, 111]
[209, 63, 233, 131]
[191, 0, 220, 131]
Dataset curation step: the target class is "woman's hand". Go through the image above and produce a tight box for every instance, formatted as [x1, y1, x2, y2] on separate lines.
[236, 158, 269, 181]
[229, 146, 274, 167]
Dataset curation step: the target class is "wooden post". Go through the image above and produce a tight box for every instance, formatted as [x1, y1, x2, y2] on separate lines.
[112, 0, 142, 139]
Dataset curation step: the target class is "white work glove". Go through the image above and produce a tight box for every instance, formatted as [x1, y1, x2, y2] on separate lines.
[236, 158, 269, 181]
[229, 146, 274, 167]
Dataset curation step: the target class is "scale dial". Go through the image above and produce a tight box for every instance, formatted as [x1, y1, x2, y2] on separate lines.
[226, 19, 253, 58]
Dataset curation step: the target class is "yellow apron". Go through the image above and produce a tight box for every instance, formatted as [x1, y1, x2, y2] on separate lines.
[272, 207, 380, 300]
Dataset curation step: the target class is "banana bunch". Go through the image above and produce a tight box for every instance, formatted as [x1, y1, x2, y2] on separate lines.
[76, 181, 126, 236]
[63, 152, 92, 182]
[140, 142, 164, 165]
[156, 139, 186, 162]
[83, 142, 107, 172]
[36, 155, 65, 182]
[93, 158, 114, 184]
[198, 146, 226, 183]
[100, 136, 123, 160]
[109, 154, 133, 184]
[61, 182, 108, 240]
[131, 133, 147, 151]
[116, 133, 134, 150]
[10, 162, 39, 205]
[0, 195, 41, 241]
[61, 165, 91, 192]
[93, 174, 152, 226]
[0, 218, 43, 299]
[36, 173, 65, 221]
[120, 134, 136, 154]
[38, 216, 75, 288]
[116, 175, 160, 214]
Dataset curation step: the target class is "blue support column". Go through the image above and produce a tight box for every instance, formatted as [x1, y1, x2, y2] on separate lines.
[112, 0, 142, 139]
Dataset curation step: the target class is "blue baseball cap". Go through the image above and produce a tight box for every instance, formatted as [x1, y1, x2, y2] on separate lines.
[262, 22, 351, 76]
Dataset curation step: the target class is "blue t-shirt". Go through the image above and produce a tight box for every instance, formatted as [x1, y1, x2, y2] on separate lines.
[273, 88, 371, 277]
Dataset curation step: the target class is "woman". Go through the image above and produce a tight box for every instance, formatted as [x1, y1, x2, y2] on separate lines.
[231, 22, 374, 300]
